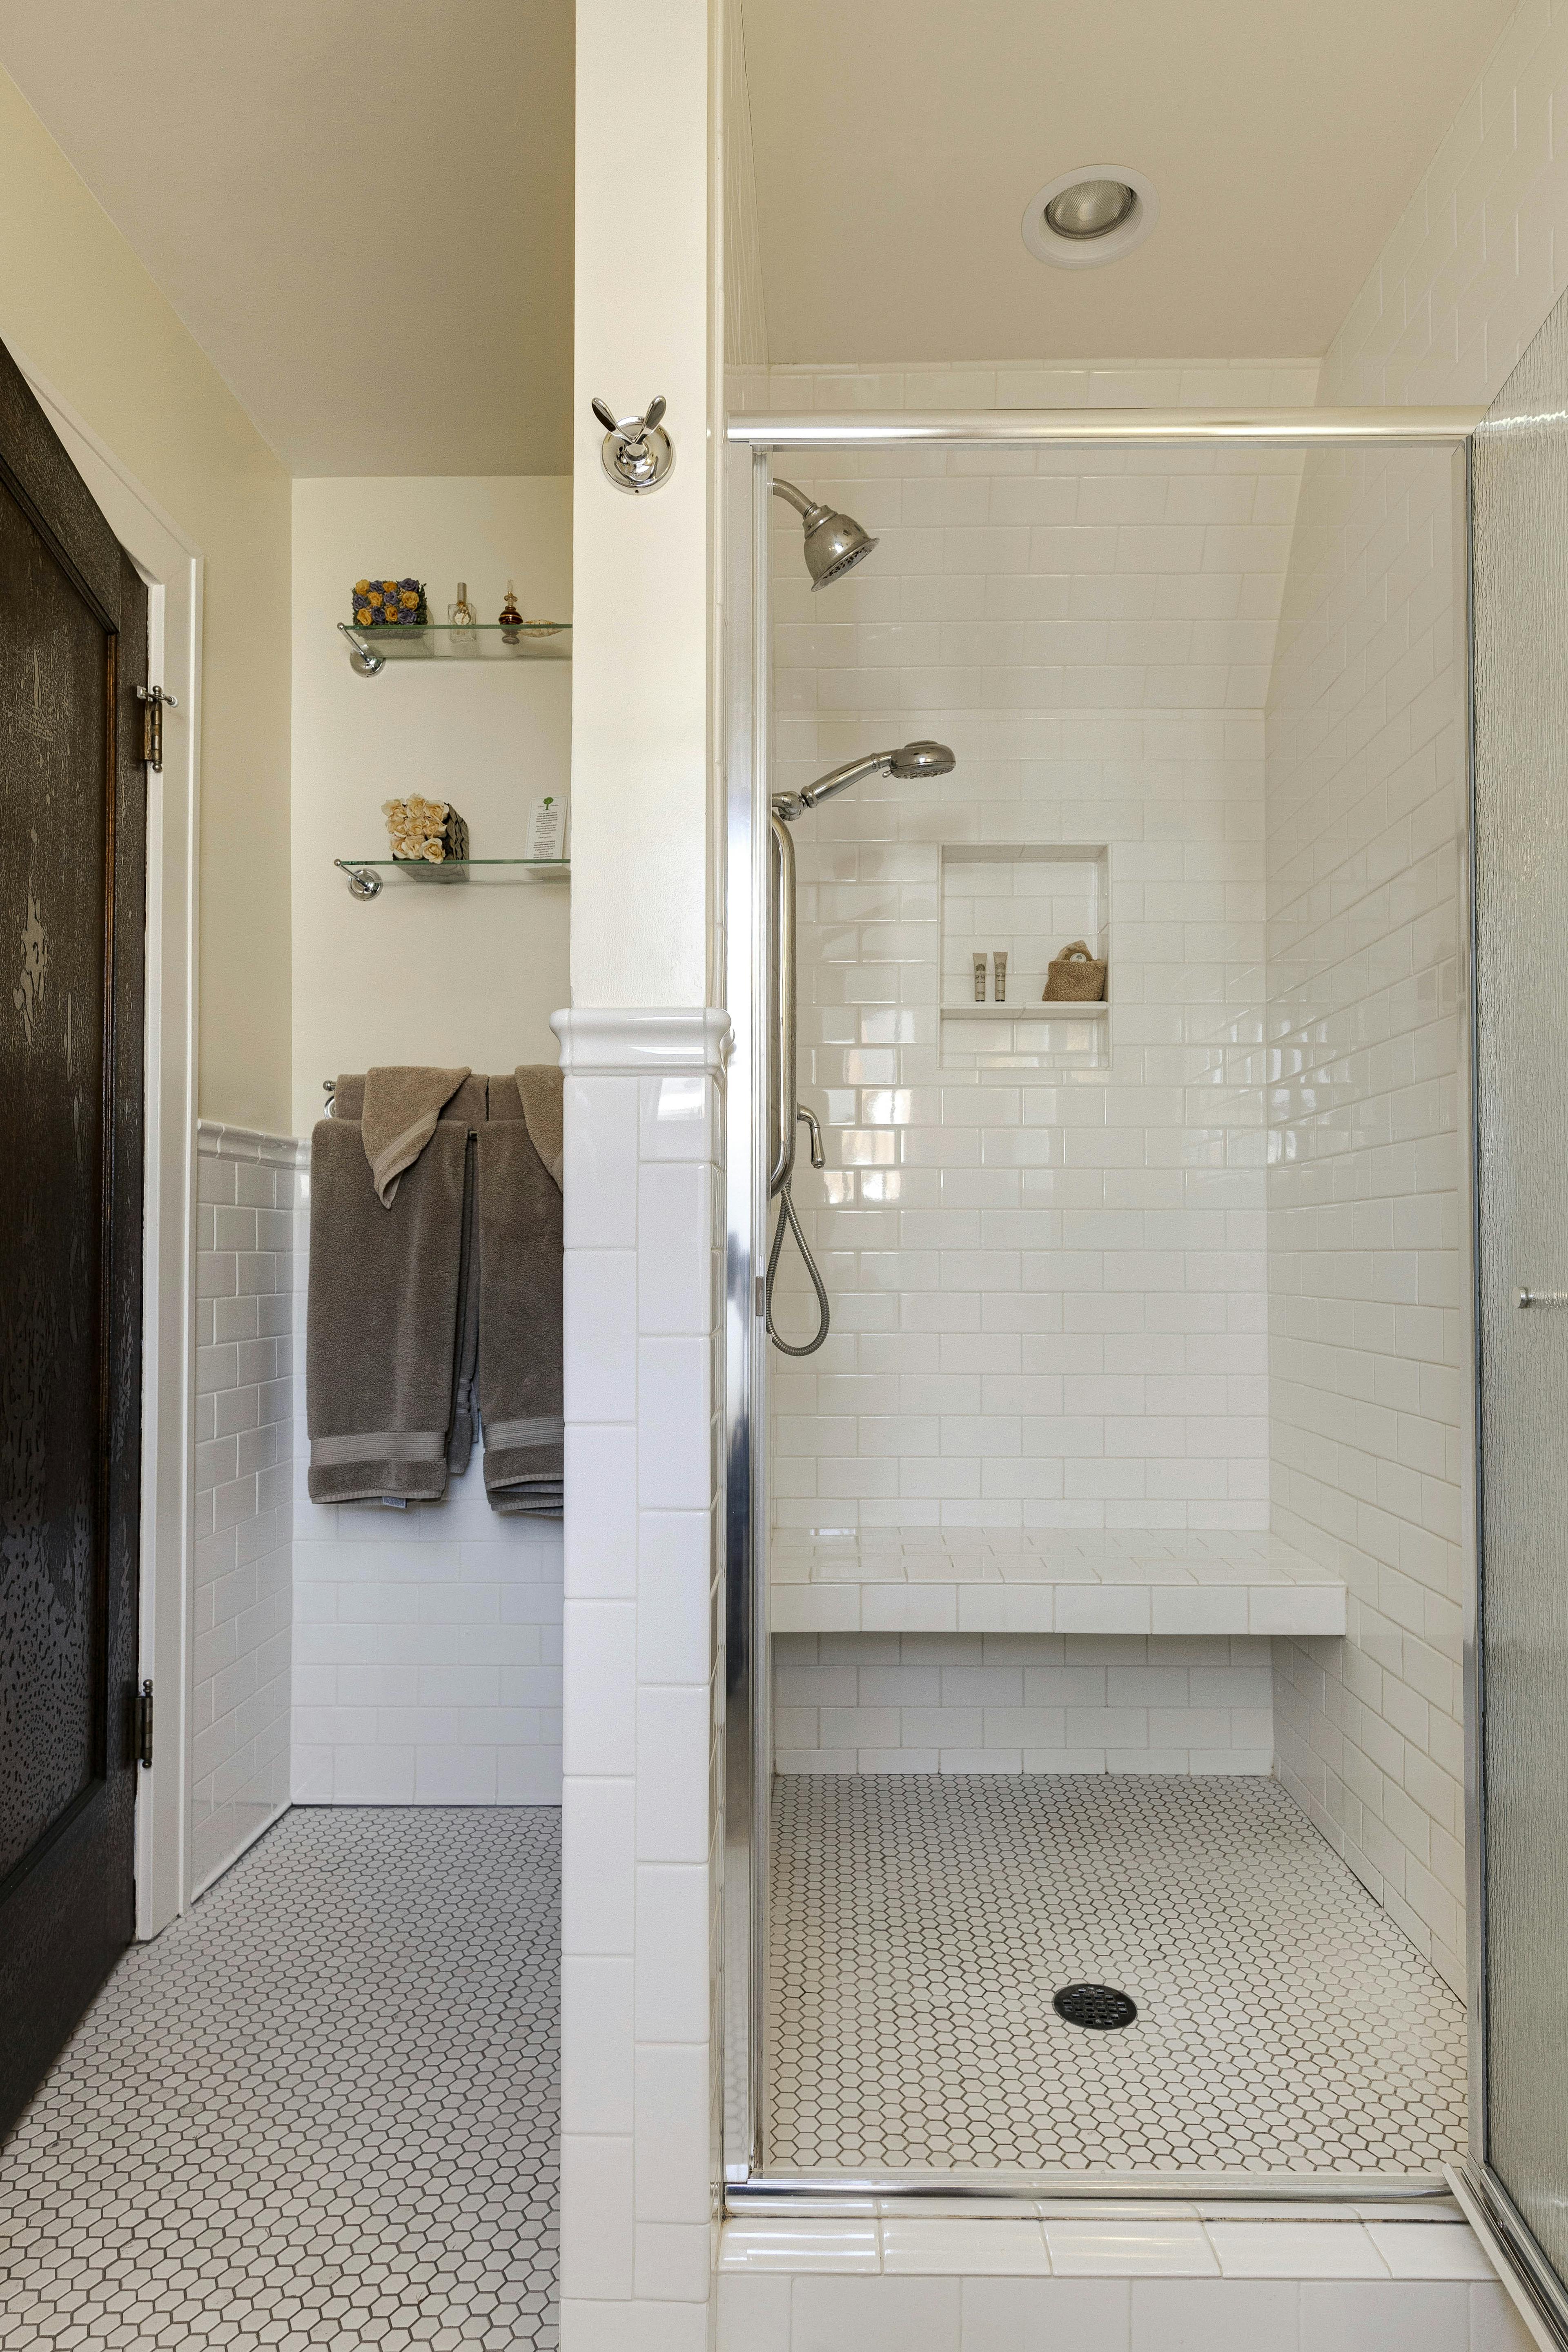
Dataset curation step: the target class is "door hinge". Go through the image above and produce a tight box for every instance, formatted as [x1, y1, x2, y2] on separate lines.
[135, 683, 178, 773]
[755, 1274, 765, 1319]
[134, 1678, 154, 1770]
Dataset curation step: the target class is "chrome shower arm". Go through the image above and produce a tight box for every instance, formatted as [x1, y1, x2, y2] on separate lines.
[770, 477, 820, 520]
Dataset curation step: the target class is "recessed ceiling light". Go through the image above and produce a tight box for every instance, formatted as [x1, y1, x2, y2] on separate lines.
[1045, 178, 1136, 240]
[1022, 163, 1159, 270]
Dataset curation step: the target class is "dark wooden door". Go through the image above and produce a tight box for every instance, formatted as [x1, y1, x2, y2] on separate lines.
[0, 335, 147, 2137]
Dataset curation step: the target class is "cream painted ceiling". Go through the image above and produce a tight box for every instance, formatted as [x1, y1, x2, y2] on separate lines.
[739, 0, 1514, 363]
[0, 1, 573, 474]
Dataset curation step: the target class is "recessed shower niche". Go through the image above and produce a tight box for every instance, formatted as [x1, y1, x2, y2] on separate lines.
[938, 841, 1109, 1070]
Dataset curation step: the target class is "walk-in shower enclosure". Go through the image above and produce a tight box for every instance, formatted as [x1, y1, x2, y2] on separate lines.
[719, 385, 1568, 2334]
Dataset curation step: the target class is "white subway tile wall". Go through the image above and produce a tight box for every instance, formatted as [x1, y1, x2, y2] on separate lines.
[764, 365, 1312, 1537]
[289, 1140, 564, 1806]
[1260, 0, 1568, 2001]
[192, 1124, 299, 1893]
[555, 1017, 729, 2345]
[729, 359, 1323, 419]
[772, 1633, 1274, 1775]
[1265, 445, 1467, 1996]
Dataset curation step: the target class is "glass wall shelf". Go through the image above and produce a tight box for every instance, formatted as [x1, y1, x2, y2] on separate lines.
[334, 857, 570, 899]
[338, 620, 571, 673]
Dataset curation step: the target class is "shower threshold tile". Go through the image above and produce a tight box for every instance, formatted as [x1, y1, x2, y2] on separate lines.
[718, 2222, 880, 2272]
[766, 1774, 1467, 2180]
[1205, 2221, 1390, 2276]
[880, 2217, 1051, 2273]
[1366, 2222, 1499, 2279]
[1044, 2218, 1218, 2274]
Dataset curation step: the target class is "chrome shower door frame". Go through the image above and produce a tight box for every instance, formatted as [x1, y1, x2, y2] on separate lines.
[721, 406, 1483, 2211]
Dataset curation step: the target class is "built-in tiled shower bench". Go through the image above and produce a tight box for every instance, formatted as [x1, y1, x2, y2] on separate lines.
[769, 1530, 1347, 1638]
[768, 1533, 1347, 1774]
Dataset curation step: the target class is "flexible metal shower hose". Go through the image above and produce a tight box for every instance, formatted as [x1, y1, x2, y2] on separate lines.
[765, 1178, 831, 1356]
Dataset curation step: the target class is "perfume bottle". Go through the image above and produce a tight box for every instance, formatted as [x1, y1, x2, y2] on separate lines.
[498, 579, 524, 643]
[449, 581, 478, 654]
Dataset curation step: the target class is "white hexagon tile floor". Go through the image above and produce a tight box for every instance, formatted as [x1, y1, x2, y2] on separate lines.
[767, 1773, 1468, 2175]
[0, 1807, 558, 2351]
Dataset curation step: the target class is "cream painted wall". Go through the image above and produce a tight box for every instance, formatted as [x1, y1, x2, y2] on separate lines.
[289, 478, 572, 1137]
[0, 65, 291, 1133]
[571, 0, 715, 1008]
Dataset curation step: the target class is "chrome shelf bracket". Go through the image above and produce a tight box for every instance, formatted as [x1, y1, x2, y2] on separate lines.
[339, 624, 386, 675]
[334, 860, 383, 900]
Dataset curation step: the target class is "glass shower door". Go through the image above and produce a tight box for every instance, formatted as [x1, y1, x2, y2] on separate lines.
[1472, 284, 1568, 2338]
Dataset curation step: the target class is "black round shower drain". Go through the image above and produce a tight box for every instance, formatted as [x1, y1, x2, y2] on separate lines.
[1053, 1982, 1138, 2031]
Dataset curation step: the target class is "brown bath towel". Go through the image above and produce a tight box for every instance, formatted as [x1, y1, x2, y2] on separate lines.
[361, 1064, 471, 1204]
[478, 1071, 564, 1517]
[332, 1073, 486, 1471]
[307, 1116, 470, 1503]
[513, 1065, 564, 1186]
[446, 1125, 481, 1478]
[334, 1071, 487, 1128]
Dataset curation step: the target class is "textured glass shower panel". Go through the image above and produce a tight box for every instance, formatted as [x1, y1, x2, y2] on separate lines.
[1474, 287, 1568, 2285]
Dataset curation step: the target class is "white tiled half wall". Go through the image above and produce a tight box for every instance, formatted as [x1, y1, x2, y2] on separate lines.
[290, 1140, 565, 1807]
[763, 362, 1316, 1536]
[555, 1010, 729, 2348]
[192, 1123, 298, 1894]
[773, 1633, 1274, 1775]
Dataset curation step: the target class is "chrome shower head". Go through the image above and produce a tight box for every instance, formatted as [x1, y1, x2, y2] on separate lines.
[774, 740, 958, 820]
[771, 477, 880, 589]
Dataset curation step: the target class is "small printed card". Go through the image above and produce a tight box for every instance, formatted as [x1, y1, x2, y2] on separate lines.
[528, 796, 568, 860]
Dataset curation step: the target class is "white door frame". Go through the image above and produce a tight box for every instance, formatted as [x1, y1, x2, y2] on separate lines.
[14, 350, 202, 1943]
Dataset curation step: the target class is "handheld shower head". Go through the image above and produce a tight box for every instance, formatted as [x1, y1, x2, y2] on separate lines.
[771, 477, 880, 590]
[773, 740, 958, 820]
[889, 739, 957, 780]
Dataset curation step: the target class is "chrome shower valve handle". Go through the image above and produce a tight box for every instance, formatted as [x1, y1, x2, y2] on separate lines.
[797, 1104, 825, 1169]
[591, 394, 675, 493]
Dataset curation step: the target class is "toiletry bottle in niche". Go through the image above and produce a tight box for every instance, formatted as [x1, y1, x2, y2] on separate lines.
[498, 579, 524, 643]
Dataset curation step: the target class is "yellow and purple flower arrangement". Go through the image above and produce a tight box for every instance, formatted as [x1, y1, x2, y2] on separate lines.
[351, 577, 427, 628]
